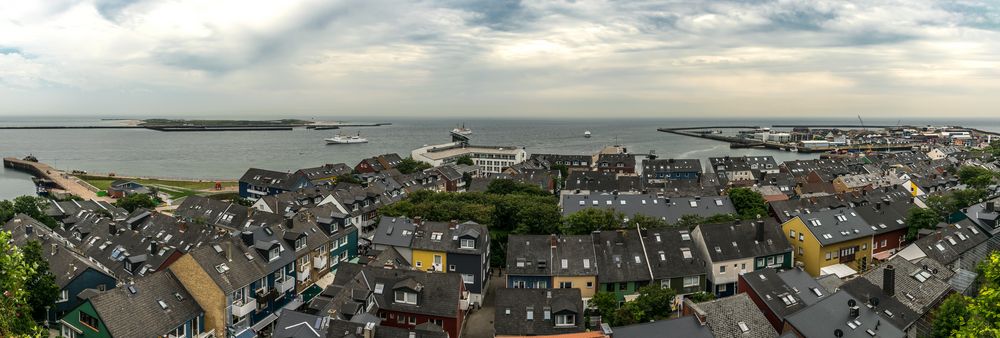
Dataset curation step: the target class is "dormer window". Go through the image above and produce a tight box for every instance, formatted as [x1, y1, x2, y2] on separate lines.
[431, 232, 443, 241]
[555, 314, 576, 327]
[394, 291, 417, 305]
[268, 247, 280, 261]
[460, 238, 475, 249]
[294, 237, 306, 251]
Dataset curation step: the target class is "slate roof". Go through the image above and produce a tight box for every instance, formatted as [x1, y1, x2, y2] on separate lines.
[793, 208, 874, 247]
[298, 163, 352, 182]
[642, 228, 707, 280]
[186, 236, 270, 294]
[327, 263, 463, 318]
[963, 198, 1000, 234]
[506, 235, 598, 277]
[687, 293, 778, 338]
[561, 194, 737, 224]
[409, 220, 488, 255]
[372, 216, 417, 248]
[88, 270, 202, 338]
[911, 219, 988, 265]
[610, 316, 713, 338]
[563, 171, 643, 193]
[255, 184, 341, 216]
[786, 290, 905, 338]
[709, 155, 778, 173]
[325, 319, 448, 338]
[3, 214, 114, 288]
[591, 230, 652, 284]
[274, 310, 330, 338]
[695, 220, 791, 263]
[494, 288, 585, 336]
[843, 256, 950, 324]
[853, 199, 913, 235]
[46, 199, 128, 222]
[741, 268, 829, 322]
[642, 158, 702, 174]
[240, 168, 309, 191]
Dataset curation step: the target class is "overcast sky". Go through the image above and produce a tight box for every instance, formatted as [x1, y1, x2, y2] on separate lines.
[1, 0, 999, 119]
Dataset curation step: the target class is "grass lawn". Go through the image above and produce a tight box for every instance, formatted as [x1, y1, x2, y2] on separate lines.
[75, 175, 237, 199]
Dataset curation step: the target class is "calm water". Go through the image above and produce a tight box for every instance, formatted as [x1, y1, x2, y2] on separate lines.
[2, 116, 998, 199]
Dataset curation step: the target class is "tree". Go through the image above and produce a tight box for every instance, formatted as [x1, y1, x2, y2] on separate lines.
[931, 293, 969, 338]
[728, 187, 768, 219]
[632, 214, 670, 229]
[0, 231, 46, 337]
[687, 292, 716, 303]
[613, 302, 645, 326]
[958, 166, 996, 189]
[486, 179, 549, 196]
[455, 155, 474, 166]
[906, 207, 941, 241]
[22, 241, 58, 324]
[562, 208, 622, 235]
[396, 157, 432, 174]
[335, 173, 362, 185]
[114, 193, 159, 212]
[633, 285, 676, 320]
[1, 197, 57, 229]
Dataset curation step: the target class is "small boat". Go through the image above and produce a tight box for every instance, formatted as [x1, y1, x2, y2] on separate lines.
[584, 131, 592, 138]
[452, 123, 473, 136]
[326, 132, 368, 144]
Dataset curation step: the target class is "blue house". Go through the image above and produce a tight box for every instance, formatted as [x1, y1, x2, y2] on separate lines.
[505, 235, 555, 289]
[642, 158, 702, 182]
[239, 168, 313, 200]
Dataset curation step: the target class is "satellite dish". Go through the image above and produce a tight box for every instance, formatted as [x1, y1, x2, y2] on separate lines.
[835, 329, 844, 337]
[848, 299, 857, 307]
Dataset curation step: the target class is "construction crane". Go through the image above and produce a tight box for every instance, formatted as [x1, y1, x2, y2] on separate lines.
[858, 114, 866, 131]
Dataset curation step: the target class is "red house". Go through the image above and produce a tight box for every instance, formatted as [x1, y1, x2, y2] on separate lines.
[355, 153, 404, 173]
[855, 199, 913, 261]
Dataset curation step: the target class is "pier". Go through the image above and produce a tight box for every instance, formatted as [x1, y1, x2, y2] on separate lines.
[3, 157, 111, 201]
[657, 126, 925, 153]
[0, 122, 392, 132]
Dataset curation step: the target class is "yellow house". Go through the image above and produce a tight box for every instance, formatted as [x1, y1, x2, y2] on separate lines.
[782, 208, 875, 277]
[412, 248, 447, 272]
[552, 275, 597, 299]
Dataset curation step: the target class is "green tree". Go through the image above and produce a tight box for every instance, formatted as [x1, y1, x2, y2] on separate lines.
[958, 166, 996, 189]
[939, 252, 1000, 336]
[486, 179, 549, 196]
[0, 231, 46, 337]
[687, 292, 716, 303]
[0, 200, 13, 224]
[931, 293, 969, 338]
[562, 208, 622, 235]
[2, 197, 57, 229]
[22, 241, 58, 324]
[905, 207, 941, 241]
[335, 173, 362, 185]
[455, 155, 474, 166]
[632, 213, 670, 229]
[728, 187, 768, 219]
[674, 214, 706, 229]
[114, 193, 159, 212]
[613, 302, 645, 326]
[633, 284, 677, 320]
[396, 157, 433, 174]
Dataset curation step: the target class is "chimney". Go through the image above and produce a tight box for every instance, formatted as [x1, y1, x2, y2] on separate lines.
[108, 222, 116, 236]
[240, 231, 254, 246]
[550, 234, 558, 248]
[285, 218, 294, 229]
[449, 219, 458, 230]
[148, 240, 158, 255]
[849, 305, 860, 319]
[363, 322, 376, 338]
[987, 202, 996, 213]
[413, 216, 422, 226]
[25, 223, 33, 236]
[883, 265, 895, 297]
[756, 221, 766, 242]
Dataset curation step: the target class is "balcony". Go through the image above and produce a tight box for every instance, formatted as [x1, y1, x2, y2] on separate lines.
[196, 329, 216, 338]
[231, 298, 257, 318]
[313, 256, 328, 269]
[276, 277, 295, 294]
[460, 291, 470, 311]
[297, 270, 309, 282]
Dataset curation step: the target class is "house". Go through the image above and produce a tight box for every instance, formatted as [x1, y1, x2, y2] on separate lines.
[250, 184, 339, 216]
[681, 293, 779, 338]
[325, 318, 449, 338]
[59, 270, 206, 338]
[371, 216, 418, 264]
[596, 153, 635, 174]
[303, 203, 361, 274]
[272, 310, 329, 338]
[175, 195, 286, 232]
[738, 268, 830, 332]
[854, 199, 913, 261]
[894, 219, 987, 271]
[319, 263, 466, 338]
[560, 194, 737, 226]
[3, 215, 118, 325]
[781, 208, 875, 277]
[506, 235, 599, 302]
[45, 199, 129, 223]
[296, 163, 352, 185]
[840, 257, 951, 338]
[107, 180, 151, 199]
[691, 220, 793, 297]
[926, 146, 960, 160]
[608, 316, 713, 338]
[642, 228, 708, 300]
[963, 199, 999, 235]
[642, 158, 702, 182]
[591, 229, 653, 302]
[562, 171, 643, 194]
[408, 220, 490, 306]
[239, 168, 313, 200]
[275, 214, 333, 295]
[494, 288, 585, 336]
[168, 236, 296, 338]
[355, 154, 405, 173]
[783, 290, 905, 338]
[411, 141, 527, 174]
[709, 156, 778, 185]
[529, 154, 594, 172]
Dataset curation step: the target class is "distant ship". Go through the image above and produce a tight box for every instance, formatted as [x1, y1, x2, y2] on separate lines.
[584, 131, 592, 138]
[452, 123, 473, 136]
[326, 132, 368, 144]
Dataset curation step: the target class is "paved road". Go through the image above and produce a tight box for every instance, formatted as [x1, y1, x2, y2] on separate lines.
[463, 272, 503, 338]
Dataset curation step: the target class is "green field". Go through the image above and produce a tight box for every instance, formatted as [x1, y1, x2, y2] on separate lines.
[75, 175, 237, 200]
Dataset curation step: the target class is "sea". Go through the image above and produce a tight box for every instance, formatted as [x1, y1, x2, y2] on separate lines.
[2, 116, 998, 200]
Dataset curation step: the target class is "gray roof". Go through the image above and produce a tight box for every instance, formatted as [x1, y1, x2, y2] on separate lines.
[186, 236, 270, 294]
[695, 220, 791, 263]
[642, 158, 702, 175]
[493, 288, 585, 336]
[740, 268, 829, 322]
[506, 235, 598, 277]
[3, 215, 114, 288]
[298, 163, 352, 182]
[372, 216, 417, 248]
[409, 220, 488, 256]
[563, 171, 643, 192]
[853, 199, 912, 235]
[785, 291, 905, 338]
[592, 230, 652, 284]
[325, 319, 448, 338]
[328, 263, 463, 319]
[561, 194, 737, 224]
[794, 208, 874, 247]
[240, 167, 310, 191]
[912, 219, 988, 265]
[88, 271, 202, 338]
[688, 293, 778, 338]
[844, 256, 950, 323]
[274, 310, 330, 338]
[610, 316, 713, 338]
[963, 198, 1000, 235]
[642, 228, 707, 280]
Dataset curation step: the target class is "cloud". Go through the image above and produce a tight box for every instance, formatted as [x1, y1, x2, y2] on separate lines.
[0, 0, 999, 118]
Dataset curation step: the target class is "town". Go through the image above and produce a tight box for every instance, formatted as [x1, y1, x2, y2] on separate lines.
[3, 124, 1000, 338]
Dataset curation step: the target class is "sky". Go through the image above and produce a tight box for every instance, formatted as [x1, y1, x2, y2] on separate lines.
[1, 0, 999, 119]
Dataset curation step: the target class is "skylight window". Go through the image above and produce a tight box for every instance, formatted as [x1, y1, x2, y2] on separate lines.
[561, 259, 568, 269]
[737, 322, 749, 333]
[810, 287, 823, 297]
[658, 251, 666, 261]
[633, 256, 641, 264]
[374, 283, 384, 295]
[947, 236, 957, 245]
[715, 199, 724, 206]
[158, 300, 169, 310]
[583, 259, 591, 269]
[681, 248, 692, 259]
[689, 200, 698, 207]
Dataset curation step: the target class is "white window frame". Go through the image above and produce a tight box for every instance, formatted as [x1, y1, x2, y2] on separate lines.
[683, 276, 699, 287]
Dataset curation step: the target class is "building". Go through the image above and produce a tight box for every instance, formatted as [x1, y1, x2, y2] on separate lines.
[854, 199, 913, 261]
[296, 163, 352, 185]
[239, 168, 313, 200]
[783, 291, 905, 338]
[324, 318, 449, 338]
[59, 271, 206, 338]
[272, 310, 329, 338]
[303, 203, 361, 274]
[642, 158, 701, 182]
[591, 229, 653, 302]
[691, 220, 793, 297]
[963, 199, 999, 235]
[560, 194, 737, 225]
[840, 257, 951, 337]
[408, 220, 490, 306]
[355, 154, 405, 173]
[596, 153, 635, 174]
[494, 288, 585, 336]
[681, 293, 779, 338]
[781, 208, 875, 277]
[609, 316, 713, 338]
[529, 154, 594, 172]
[411, 141, 526, 174]
[895, 219, 988, 270]
[274, 215, 332, 295]
[506, 235, 599, 302]
[738, 268, 829, 332]
[642, 228, 708, 301]
[563, 171, 643, 194]
[107, 180, 151, 199]
[709, 156, 778, 185]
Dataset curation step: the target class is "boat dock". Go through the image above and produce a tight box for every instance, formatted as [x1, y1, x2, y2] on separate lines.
[657, 126, 924, 153]
[0, 122, 392, 132]
[3, 157, 111, 201]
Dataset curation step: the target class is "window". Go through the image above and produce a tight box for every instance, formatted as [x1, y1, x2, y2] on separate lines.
[683, 276, 699, 287]
[799, 234, 804, 242]
[826, 252, 832, 260]
[416, 261, 422, 268]
[606, 284, 614, 292]
[881, 240, 887, 248]
[776, 255, 784, 264]
[449, 265, 456, 272]
[527, 307, 534, 320]
[268, 247, 280, 262]
[294, 237, 306, 251]
[57, 290, 69, 303]
[718, 284, 727, 292]
[789, 230, 796, 238]
[80, 312, 99, 331]
[560, 282, 572, 288]
[408, 316, 416, 325]
[460, 239, 475, 249]
[555, 314, 576, 326]
[462, 274, 474, 284]
[619, 283, 627, 291]
[719, 265, 726, 274]
[586, 282, 593, 288]
[798, 247, 804, 255]
[394, 291, 417, 305]
[767, 256, 775, 265]
[544, 307, 552, 320]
